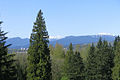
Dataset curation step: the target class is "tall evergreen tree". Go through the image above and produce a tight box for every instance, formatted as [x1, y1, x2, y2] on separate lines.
[112, 42, 120, 80]
[0, 21, 17, 80]
[114, 36, 120, 50]
[85, 43, 97, 80]
[101, 40, 114, 80]
[27, 10, 52, 80]
[71, 51, 85, 80]
[4, 54, 17, 80]
[64, 43, 84, 80]
[93, 39, 114, 80]
[64, 43, 74, 79]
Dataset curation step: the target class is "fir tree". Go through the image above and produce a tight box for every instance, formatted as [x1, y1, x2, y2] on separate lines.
[64, 43, 74, 79]
[101, 40, 114, 80]
[64, 43, 84, 80]
[93, 39, 114, 80]
[27, 10, 52, 80]
[4, 54, 17, 80]
[112, 42, 120, 80]
[0, 21, 17, 80]
[71, 51, 85, 80]
[85, 43, 97, 80]
[114, 36, 120, 50]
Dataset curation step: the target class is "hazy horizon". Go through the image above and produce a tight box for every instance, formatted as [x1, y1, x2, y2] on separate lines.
[8, 32, 118, 39]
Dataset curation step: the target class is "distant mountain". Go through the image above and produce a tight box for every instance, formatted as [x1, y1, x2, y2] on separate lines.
[6, 35, 116, 49]
[6, 37, 29, 49]
[6, 37, 57, 49]
[49, 35, 115, 47]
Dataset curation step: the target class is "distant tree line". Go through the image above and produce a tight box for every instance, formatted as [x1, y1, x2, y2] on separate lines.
[50, 36, 120, 80]
[0, 10, 120, 80]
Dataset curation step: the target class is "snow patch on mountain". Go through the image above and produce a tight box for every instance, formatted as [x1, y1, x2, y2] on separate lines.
[49, 35, 64, 39]
[97, 33, 115, 36]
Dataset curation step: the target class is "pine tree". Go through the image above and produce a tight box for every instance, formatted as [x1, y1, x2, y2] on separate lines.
[101, 40, 114, 80]
[92, 38, 103, 80]
[71, 51, 85, 80]
[85, 43, 97, 80]
[27, 10, 52, 80]
[93, 39, 114, 80]
[112, 42, 120, 80]
[64, 43, 85, 80]
[0, 21, 17, 80]
[64, 43, 74, 79]
[111, 36, 120, 80]
[114, 36, 120, 50]
[0, 21, 4, 80]
[4, 54, 17, 80]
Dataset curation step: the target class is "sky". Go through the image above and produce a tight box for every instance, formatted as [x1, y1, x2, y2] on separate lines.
[0, 0, 120, 39]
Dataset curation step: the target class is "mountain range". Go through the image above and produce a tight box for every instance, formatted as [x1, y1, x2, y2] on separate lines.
[6, 35, 116, 49]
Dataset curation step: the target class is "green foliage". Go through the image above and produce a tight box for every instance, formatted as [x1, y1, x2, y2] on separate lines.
[54, 43, 65, 58]
[64, 43, 74, 79]
[112, 42, 120, 80]
[50, 43, 65, 80]
[49, 44, 54, 55]
[75, 44, 81, 52]
[0, 22, 17, 80]
[1, 13, 119, 80]
[27, 10, 52, 80]
[61, 76, 69, 80]
[72, 51, 85, 80]
[15, 53, 27, 80]
[80, 44, 90, 62]
[85, 43, 97, 80]
[96, 40, 114, 80]
[64, 43, 85, 80]
[4, 54, 17, 80]
[51, 59, 64, 80]
[86, 39, 114, 80]
[86, 38, 114, 80]
[114, 36, 120, 50]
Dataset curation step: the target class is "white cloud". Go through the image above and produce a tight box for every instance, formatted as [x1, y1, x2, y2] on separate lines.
[49, 35, 64, 39]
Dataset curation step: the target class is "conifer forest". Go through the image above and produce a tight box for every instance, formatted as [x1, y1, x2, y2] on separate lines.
[0, 10, 120, 80]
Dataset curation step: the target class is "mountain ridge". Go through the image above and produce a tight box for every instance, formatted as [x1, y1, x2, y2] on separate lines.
[6, 35, 116, 49]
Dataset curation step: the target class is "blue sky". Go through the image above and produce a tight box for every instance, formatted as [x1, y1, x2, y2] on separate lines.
[0, 0, 120, 38]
